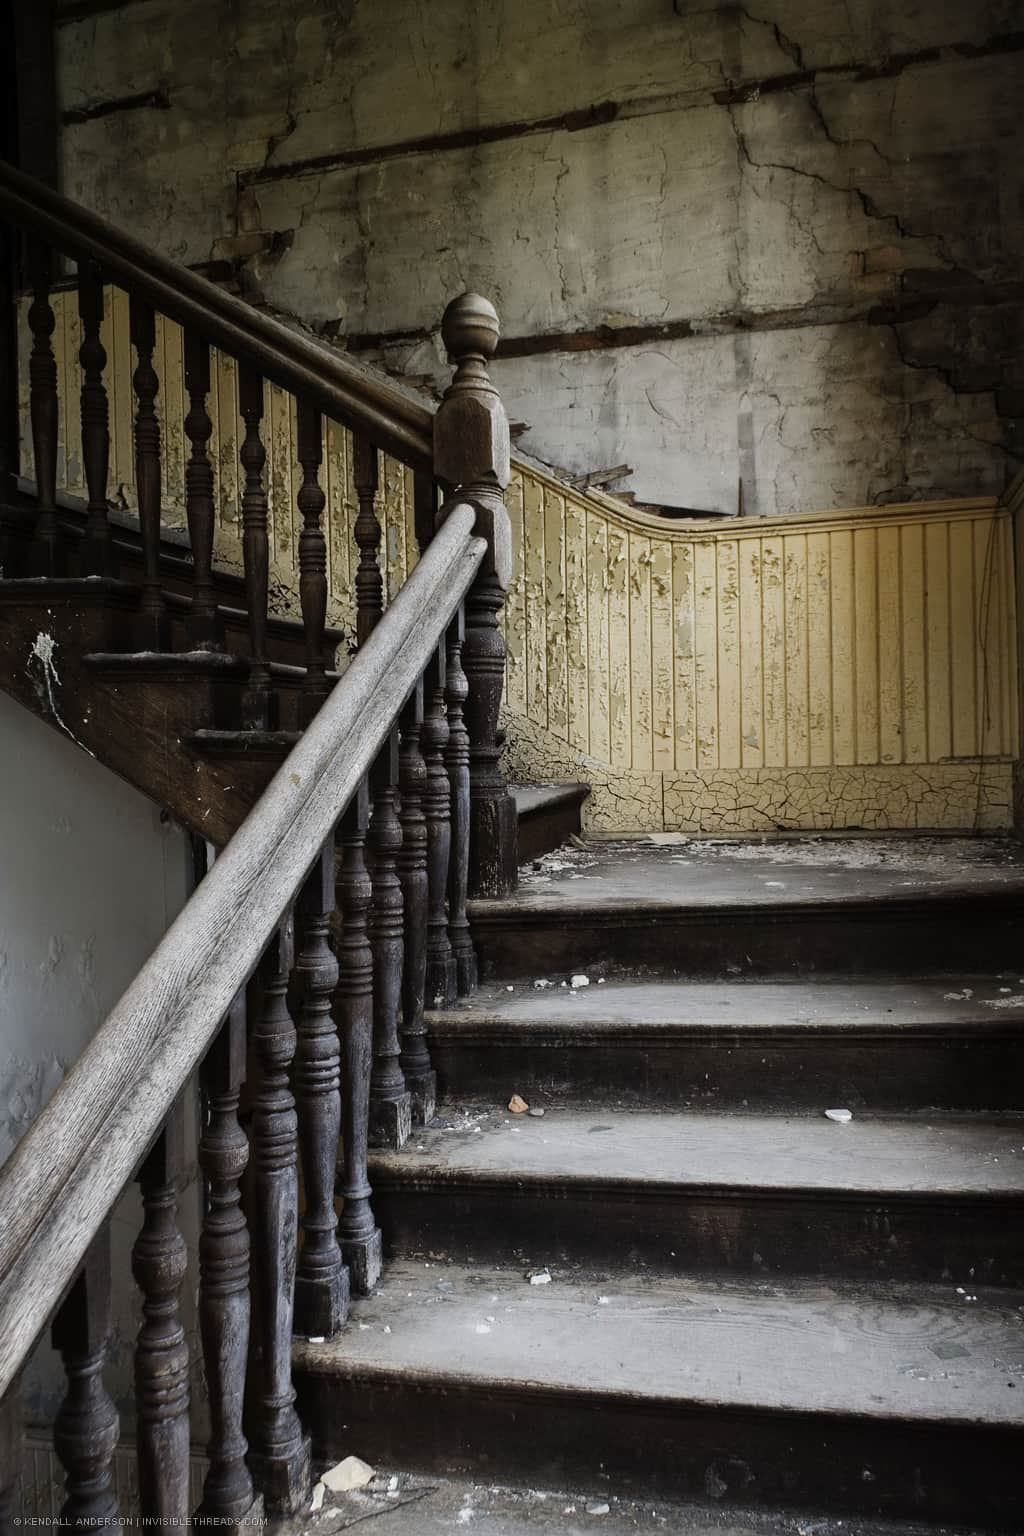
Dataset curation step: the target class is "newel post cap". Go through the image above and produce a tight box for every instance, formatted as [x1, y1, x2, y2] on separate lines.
[441, 292, 500, 363]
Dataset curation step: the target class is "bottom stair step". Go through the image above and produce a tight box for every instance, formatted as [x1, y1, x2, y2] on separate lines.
[293, 1260, 1024, 1527]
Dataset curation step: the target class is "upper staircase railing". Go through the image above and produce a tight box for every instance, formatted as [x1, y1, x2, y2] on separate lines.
[0, 161, 518, 1525]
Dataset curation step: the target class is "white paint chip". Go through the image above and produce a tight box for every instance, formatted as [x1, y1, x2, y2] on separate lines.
[824, 1108, 853, 1123]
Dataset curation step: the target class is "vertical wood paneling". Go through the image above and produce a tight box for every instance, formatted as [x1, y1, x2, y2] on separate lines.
[564, 491, 590, 753]
[761, 536, 786, 767]
[544, 489, 569, 741]
[854, 526, 879, 763]
[806, 531, 832, 765]
[650, 537, 675, 770]
[783, 535, 808, 766]
[975, 515, 1000, 759]
[586, 513, 610, 762]
[829, 529, 855, 764]
[673, 541, 696, 769]
[694, 539, 719, 769]
[523, 473, 548, 727]
[925, 519, 952, 760]
[877, 524, 902, 763]
[716, 538, 741, 770]
[503, 470, 528, 717]
[627, 534, 651, 770]
[900, 522, 927, 762]
[607, 524, 631, 768]
[738, 537, 763, 768]
[949, 518, 976, 758]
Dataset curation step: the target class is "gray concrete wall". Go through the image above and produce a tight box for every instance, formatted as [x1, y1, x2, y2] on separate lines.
[56, 0, 1023, 514]
[0, 690, 193, 1422]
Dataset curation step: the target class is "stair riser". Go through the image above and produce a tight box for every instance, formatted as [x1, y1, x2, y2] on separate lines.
[471, 904, 1024, 979]
[295, 1370, 1024, 1528]
[430, 1032, 1024, 1112]
[516, 801, 586, 864]
[372, 1183, 1024, 1285]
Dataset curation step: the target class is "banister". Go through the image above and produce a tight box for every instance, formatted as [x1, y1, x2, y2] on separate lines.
[0, 500, 486, 1399]
[0, 159, 434, 471]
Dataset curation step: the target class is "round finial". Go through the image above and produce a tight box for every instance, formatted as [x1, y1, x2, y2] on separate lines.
[441, 292, 499, 361]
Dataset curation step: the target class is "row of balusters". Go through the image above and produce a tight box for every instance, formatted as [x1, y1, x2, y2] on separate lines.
[23, 248, 433, 727]
[12, 619, 477, 1526]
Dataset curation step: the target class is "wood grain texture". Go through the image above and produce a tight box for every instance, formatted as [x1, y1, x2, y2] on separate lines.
[292, 847, 349, 1340]
[0, 506, 484, 1398]
[197, 997, 254, 1524]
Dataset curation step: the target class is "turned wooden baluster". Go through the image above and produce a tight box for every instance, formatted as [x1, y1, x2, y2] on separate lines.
[296, 400, 330, 724]
[422, 638, 457, 1009]
[334, 781, 383, 1295]
[0, 1375, 21, 1536]
[77, 260, 113, 578]
[248, 919, 310, 1514]
[397, 678, 435, 1123]
[130, 296, 168, 647]
[26, 240, 60, 576]
[368, 729, 412, 1149]
[293, 843, 349, 1336]
[353, 434, 383, 646]
[133, 1099, 190, 1525]
[184, 332, 222, 649]
[51, 1228, 119, 1531]
[434, 294, 517, 896]
[445, 604, 477, 993]
[197, 993, 254, 1527]
[238, 366, 273, 729]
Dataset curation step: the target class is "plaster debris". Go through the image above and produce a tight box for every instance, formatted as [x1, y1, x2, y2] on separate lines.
[307, 1335, 325, 1344]
[534, 978, 553, 989]
[529, 1107, 546, 1117]
[945, 989, 974, 1000]
[320, 1456, 375, 1492]
[309, 1481, 325, 1512]
[824, 1108, 853, 1123]
[587, 1502, 611, 1515]
[571, 973, 590, 988]
[983, 995, 1024, 1009]
[528, 1268, 552, 1285]
[509, 1094, 530, 1113]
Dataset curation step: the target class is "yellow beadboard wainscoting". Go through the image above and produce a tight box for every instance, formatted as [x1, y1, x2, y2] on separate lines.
[17, 288, 1018, 832]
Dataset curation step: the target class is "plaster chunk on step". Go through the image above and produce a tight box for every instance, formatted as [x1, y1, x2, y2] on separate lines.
[320, 1456, 375, 1493]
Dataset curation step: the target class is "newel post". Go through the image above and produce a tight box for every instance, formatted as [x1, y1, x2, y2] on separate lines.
[434, 293, 518, 897]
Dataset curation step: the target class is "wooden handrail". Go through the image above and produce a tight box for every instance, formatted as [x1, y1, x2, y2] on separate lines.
[0, 501, 485, 1398]
[0, 158, 434, 470]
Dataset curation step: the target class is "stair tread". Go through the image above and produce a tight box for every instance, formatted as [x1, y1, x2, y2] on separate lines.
[370, 1108, 1024, 1197]
[471, 836, 1024, 917]
[430, 976, 1024, 1034]
[295, 1259, 1024, 1427]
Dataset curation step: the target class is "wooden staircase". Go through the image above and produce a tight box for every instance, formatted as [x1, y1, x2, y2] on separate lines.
[1, 161, 1022, 1535]
[293, 837, 1024, 1530]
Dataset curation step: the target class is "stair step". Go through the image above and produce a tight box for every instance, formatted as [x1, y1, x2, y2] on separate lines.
[512, 782, 589, 863]
[470, 838, 1024, 978]
[293, 1260, 1024, 1526]
[368, 1108, 1024, 1283]
[428, 977, 1024, 1112]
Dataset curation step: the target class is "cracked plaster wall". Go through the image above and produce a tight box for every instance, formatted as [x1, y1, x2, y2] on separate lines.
[0, 691, 194, 1427]
[56, 0, 1024, 513]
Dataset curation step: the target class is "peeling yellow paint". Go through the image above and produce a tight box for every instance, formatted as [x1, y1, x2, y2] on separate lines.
[21, 289, 1019, 833]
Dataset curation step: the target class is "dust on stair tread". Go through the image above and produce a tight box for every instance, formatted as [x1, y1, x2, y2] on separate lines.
[369, 1108, 1024, 1197]
[474, 836, 1024, 915]
[430, 975, 1024, 1034]
[294, 1260, 1024, 1427]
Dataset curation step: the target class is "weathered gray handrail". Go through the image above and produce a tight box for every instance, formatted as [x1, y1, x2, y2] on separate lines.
[0, 501, 485, 1397]
[0, 158, 434, 470]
